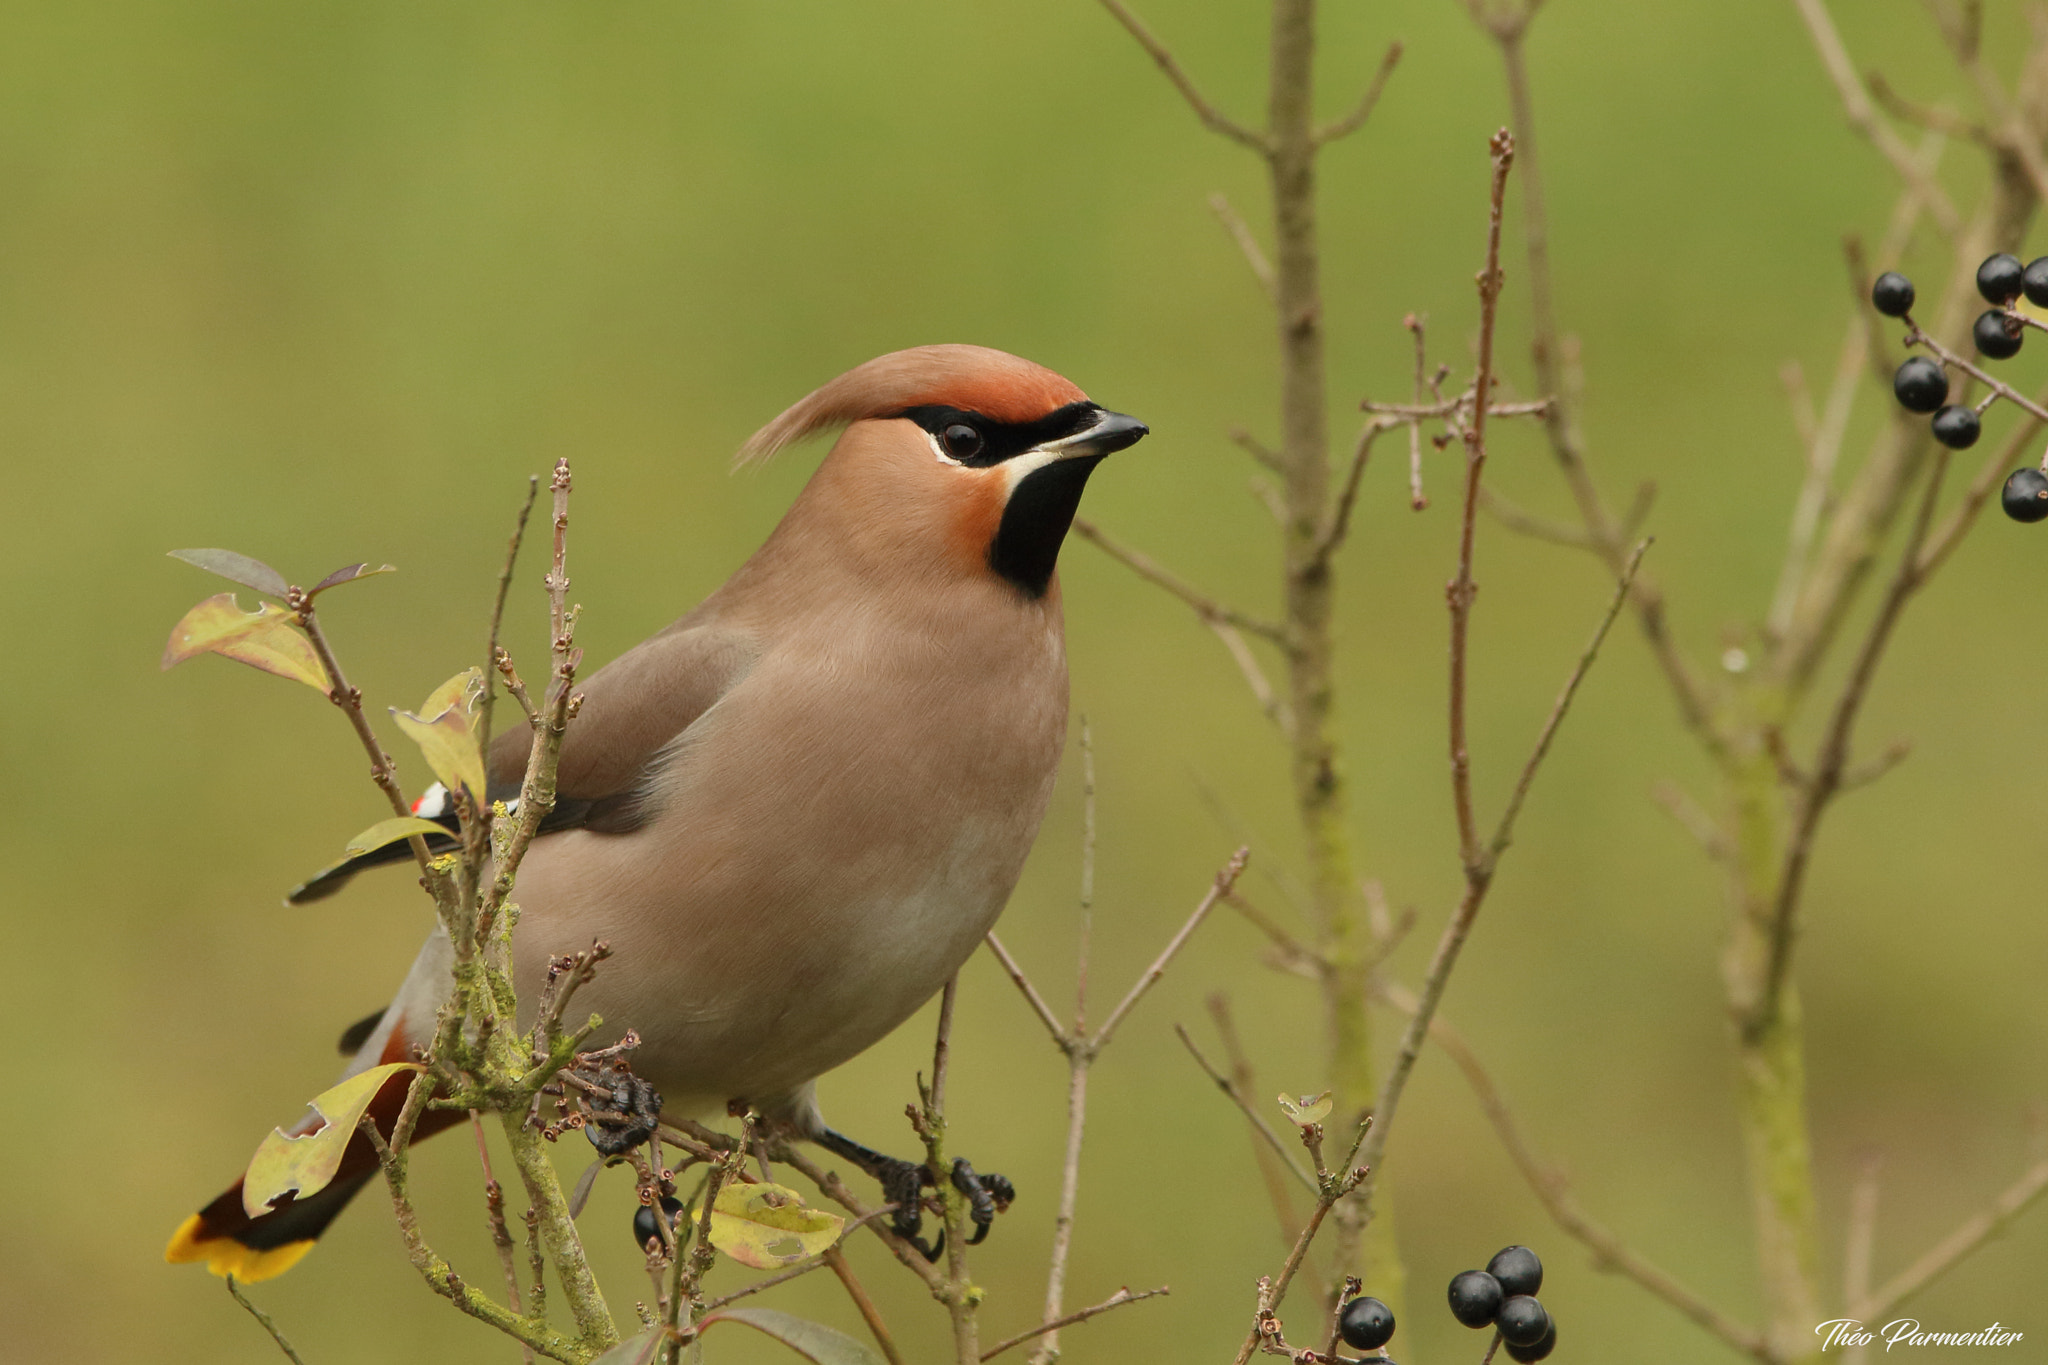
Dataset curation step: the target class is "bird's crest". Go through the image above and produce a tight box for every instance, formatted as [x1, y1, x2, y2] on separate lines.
[735, 345, 1089, 466]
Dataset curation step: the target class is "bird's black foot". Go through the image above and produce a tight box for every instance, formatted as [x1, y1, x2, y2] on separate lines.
[816, 1128, 1013, 1261]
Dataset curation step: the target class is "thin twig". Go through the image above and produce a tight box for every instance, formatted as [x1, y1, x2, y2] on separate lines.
[982, 1287, 1170, 1361]
[1650, 780, 1732, 863]
[1230, 1119, 1372, 1365]
[1092, 0, 1269, 154]
[1210, 192, 1275, 297]
[1445, 130, 1518, 876]
[1476, 484, 1592, 548]
[226, 1277, 309, 1365]
[1789, 0, 1964, 236]
[1175, 1024, 1316, 1194]
[1210, 994, 1310, 1240]
[983, 932, 1066, 1046]
[1090, 848, 1249, 1050]
[1855, 1154, 2048, 1321]
[1071, 517, 1290, 644]
[1751, 449, 1950, 1038]
[779, 1147, 946, 1292]
[1374, 981, 1769, 1359]
[1366, 537, 1645, 1175]
[1487, 540, 1650, 861]
[826, 1248, 906, 1365]
[478, 475, 540, 761]
[1207, 618, 1296, 736]
[1315, 42, 1402, 145]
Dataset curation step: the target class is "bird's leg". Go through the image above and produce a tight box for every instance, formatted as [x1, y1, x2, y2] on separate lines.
[814, 1129, 1015, 1260]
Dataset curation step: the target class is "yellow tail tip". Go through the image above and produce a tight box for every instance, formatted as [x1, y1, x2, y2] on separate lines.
[165, 1214, 314, 1283]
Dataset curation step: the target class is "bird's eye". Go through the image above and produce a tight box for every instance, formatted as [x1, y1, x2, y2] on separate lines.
[941, 423, 984, 460]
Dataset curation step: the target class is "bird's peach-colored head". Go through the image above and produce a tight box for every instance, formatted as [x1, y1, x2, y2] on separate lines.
[740, 346, 1148, 598]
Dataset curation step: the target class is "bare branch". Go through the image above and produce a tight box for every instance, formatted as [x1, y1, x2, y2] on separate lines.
[1208, 619, 1297, 737]
[1175, 1023, 1317, 1194]
[1373, 982, 1770, 1359]
[1210, 192, 1275, 297]
[1476, 484, 1593, 548]
[1867, 71, 1989, 143]
[1789, 0, 1964, 236]
[1091, 847, 1249, 1050]
[1366, 537, 1645, 1175]
[982, 1286, 1170, 1361]
[478, 475, 541, 761]
[1856, 1153, 2048, 1321]
[826, 1248, 906, 1365]
[983, 932, 1067, 1047]
[1314, 42, 1403, 146]
[1093, 0, 1270, 154]
[1071, 517, 1290, 645]
[225, 1278, 309, 1365]
[1751, 449, 1950, 1038]
[1487, 540, 1650, 863]
[1651, 779, 1732, 864]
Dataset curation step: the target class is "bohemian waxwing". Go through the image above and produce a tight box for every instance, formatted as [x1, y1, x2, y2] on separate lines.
[166, 343, 1149, 1282]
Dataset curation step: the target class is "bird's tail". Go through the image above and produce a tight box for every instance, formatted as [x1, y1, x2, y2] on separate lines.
[168, 932, 461, 1281]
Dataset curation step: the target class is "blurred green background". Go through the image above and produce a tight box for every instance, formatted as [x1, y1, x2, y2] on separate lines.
[5, 1, 2046, 1361]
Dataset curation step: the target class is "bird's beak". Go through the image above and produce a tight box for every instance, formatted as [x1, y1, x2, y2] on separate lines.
[1046, 409, 1150, 461]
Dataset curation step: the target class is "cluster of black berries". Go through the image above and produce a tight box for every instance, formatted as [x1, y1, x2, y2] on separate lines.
[1448, 1245, 1556, 1361]
[1873, 255, 2048, 523]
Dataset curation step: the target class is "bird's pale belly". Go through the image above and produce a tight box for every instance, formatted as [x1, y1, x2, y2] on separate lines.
[509, 804, 1041, 1120]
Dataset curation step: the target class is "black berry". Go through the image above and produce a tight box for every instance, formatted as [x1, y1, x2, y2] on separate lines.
[1505, 1317, 1558, 1363]
[2025, 257, 2048, 308]
[1893, 357, 1948, 412]
[1496, 1296, 1552, 1349]
[1487, 1245, 1544, 1297]
[632, 1195, 686, 1250]
[2001, 468, 2048, 522]
[1872, 271, 1916, 317]
[1338, 1296, 1396, 1351]
[1978, 253, 2025, 304]
[1932, 405, 1982, 449]
[1447, 1269, 1504, 1328]
[1975, 309, 2024, 360]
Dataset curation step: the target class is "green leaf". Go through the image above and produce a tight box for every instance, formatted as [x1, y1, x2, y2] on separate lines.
[161, 592, 330, 692]
[242, 1063, 423, 1217]
[1276, 1091, 1332, 1126]
[169, 548, 290, 598]
[698, 1308, 884, 1365]
[701, 1181, 843, 1269]
[589, 1328, 663, 1365]
[308, 562, 396, 598]
[391, 668, 486, 801]
[343, 816, 450, 857]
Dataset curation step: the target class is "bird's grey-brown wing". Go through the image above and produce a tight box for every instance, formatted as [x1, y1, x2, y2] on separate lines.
[287, 623, 757, 903]
[486, 622, 759, 832]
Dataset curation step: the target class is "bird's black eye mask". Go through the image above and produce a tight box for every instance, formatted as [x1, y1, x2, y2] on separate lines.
[893, 402, 1103, 467]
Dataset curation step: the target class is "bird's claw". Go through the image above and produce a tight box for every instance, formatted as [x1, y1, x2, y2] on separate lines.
[816, 1127, 1013, 1259]
[951, 1159, 1013, 1246]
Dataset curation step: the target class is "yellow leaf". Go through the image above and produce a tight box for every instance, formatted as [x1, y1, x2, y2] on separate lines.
[161, 592, 329, 693]
[391, 668, 486, 801]
[343, 816, 451, 858]
[242, 1063, 423, 1217]
[701, 1181, 843, 1269]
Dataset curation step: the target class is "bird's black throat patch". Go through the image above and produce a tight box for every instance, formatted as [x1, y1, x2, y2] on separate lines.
[990, 455, 1104, 598]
